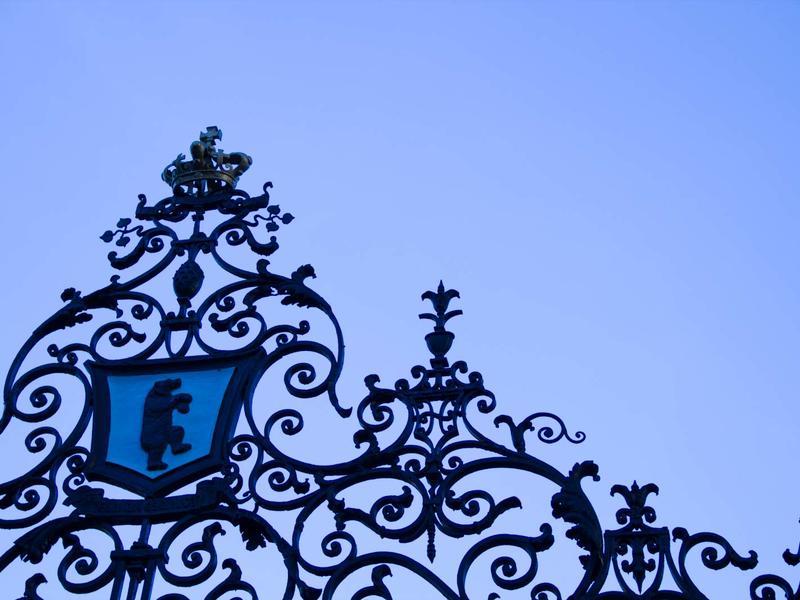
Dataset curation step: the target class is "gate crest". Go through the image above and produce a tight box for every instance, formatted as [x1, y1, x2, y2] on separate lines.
[0, 128, 796, 599]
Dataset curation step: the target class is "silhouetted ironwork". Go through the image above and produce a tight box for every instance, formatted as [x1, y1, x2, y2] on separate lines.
[0, 128, 797, 599]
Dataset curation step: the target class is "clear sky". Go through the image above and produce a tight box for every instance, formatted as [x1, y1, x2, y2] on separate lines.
[0, 1, 798, 597]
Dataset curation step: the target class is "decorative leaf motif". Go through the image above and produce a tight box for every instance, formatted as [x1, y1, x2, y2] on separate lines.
[352, 565, 393, 600]
[291, 264, 316, 283]
[551, 461, 602, 573]
[16, 573, 46, 600]
[611, 481, 659, 528]
[60, 288, 80, 302]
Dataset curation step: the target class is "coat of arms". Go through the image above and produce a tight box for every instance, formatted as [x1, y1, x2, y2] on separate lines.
[86, 351, 264, 497]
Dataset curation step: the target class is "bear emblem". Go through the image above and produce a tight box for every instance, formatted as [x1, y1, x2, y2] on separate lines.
[140, 378, 193, 471]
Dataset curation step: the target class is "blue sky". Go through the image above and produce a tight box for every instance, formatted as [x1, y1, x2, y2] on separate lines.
[0, 1, 798, 597]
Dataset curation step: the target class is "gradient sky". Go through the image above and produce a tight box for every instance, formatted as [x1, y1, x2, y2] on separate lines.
[0, 1, 798, 597]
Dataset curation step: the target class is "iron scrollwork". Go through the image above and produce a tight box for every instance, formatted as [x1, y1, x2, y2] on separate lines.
[0, 127, 796, 599]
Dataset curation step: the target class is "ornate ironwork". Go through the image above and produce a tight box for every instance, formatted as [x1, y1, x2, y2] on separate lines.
[0, 128, 797, 599]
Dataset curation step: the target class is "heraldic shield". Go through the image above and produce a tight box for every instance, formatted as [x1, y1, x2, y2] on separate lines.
[86, 349, 265, 497]
[3, 128, 790, 600]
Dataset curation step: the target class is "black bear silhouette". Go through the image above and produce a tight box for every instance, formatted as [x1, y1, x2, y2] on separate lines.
[140, 378, 193, 471]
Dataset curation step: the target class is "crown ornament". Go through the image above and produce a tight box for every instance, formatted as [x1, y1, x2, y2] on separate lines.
[161, 126, 252, 194]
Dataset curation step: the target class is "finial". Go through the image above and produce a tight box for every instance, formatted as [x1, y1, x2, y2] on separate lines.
[419, 281, 462, 365]
[161, 126, 252, 195]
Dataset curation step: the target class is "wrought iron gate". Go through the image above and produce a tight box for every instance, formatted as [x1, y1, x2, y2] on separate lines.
[0, 128, 797, 599]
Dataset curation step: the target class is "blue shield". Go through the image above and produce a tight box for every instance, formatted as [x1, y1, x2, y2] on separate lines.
[87, 350, 264, 497]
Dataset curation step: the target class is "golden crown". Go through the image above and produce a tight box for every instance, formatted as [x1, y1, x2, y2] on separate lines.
[161, 126, 252, 193]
